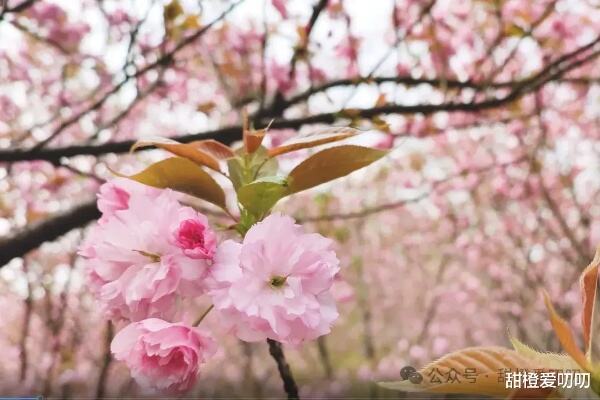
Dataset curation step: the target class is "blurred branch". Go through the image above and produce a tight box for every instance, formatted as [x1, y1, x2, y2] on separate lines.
[0, 191, 226, 268]
[289, 0, 328, 78]
[316, 336, 333, 379]
[298, 193, 430, 223]
[478, 0, 557, 87]
[0, 36, 597, 267]
[43, 250, 77, 396]
[0, 201, 100, 268]
[19, 260, 32, 381]
[95, 321, 113, 399]
[3, 35, 599, 164]
[529, 91, 592, 265]
[299, 155, 528, 223]
[10, 19, 69, 54]
[87, 70, 166, 142]
[1, 125, 241, 164]
[240, 341, 262, 398]
[275, 75, 599, 113]
[29, 0, 243, 150]
[0, 0, 37, 21]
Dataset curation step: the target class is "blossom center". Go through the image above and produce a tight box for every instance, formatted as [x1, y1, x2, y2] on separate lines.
[269, 275, 287, 288]
[176, 219, 207, 249]
[134, 249, 161, 262]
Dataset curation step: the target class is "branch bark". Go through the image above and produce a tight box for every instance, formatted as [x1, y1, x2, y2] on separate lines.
[267, 339, 299, 400]
[0, 201, 99, 267]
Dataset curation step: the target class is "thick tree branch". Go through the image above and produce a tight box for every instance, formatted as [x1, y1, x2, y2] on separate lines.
[276, 75, 599, 113]
[0, 88, 572, 163]
[0, 36, 597, 268]
[0, 201, 99, 267]
[3, 35, 598, 164]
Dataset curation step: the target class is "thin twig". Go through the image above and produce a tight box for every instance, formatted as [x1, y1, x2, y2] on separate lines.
[193, 304, 214, 326]
[267, 339, 299, 400]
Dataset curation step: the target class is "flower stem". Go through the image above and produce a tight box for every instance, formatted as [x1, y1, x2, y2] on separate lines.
[267, 338, 299, 400]
[193, 305, 214, 326]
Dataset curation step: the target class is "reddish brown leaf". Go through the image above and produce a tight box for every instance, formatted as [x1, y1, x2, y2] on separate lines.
[188, 139, 235, 160]
[241, 110, 266, 154]
[287, 145, 387, 194]
[580, 248, 600, 350]
[244, 130, 266, 154]
[131, 137, 221, 172]
[268, 127, 360, 157]
[542, 290, 590, 371]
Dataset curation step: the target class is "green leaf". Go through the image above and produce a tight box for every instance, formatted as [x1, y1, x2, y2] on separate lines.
[236, 208, 257, 236]
[227, 157, 247, 190]
[253, 147, 278, 179]
[288, 145, 387, 194]
[237, 176, 289, 218]
[115, 157, 227, 210]
[227, 146, 279, 190]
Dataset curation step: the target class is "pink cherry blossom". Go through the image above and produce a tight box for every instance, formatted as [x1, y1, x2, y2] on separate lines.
[97, 177, 161, 222]
[111, 318, 216, 393]
[80, 181, 216, 321]
[271, 0, 288, 18]
[209, 213, 340, 345]
[268, 61, 295, 94]
[171, 212, 217, 260]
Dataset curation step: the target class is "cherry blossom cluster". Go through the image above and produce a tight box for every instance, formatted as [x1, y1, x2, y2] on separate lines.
[79, 178, 340, 393]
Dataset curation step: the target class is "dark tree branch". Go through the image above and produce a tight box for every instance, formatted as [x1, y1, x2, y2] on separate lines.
[0, 0, 37, 20]
[0, 201, 100, 267]
[3, 34, 598, 164]
[5, 0, 36, 12]
[276, 75, 599, 112]
[289, 0, 328, 79]
[0, 126, 242, 163]
[306, 0, 328, 36]
[0, 35, 598, 268]
[267, 339, 299, 400]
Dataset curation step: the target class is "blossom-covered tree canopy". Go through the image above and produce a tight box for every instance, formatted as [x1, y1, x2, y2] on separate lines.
[1, 0, 600, 398]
